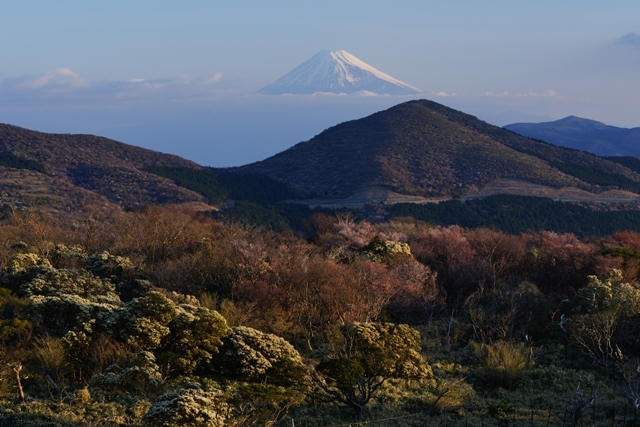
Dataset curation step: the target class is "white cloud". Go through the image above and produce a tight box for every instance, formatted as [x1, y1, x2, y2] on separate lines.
[353, 90, 380, 97]
[480, 90, 558, 98]
[17, 68, 88, 89]
[430, 91, 457, 97]
[175, 75, 193, 84]
[0, 69, 230, 106]
[309, 91, 348, 97]
[201, 73, 223, 85]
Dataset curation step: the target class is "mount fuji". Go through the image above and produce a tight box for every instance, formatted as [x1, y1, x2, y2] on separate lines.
[257, 50, 422, 95]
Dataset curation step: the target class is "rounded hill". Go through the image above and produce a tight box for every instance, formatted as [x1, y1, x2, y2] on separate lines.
[239, 100, 640, 200]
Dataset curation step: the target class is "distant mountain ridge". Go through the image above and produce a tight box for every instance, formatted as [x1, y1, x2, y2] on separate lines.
[238, 100, 640, 201]
[257, 50, 421, 95]
[505, 116, 640, 157]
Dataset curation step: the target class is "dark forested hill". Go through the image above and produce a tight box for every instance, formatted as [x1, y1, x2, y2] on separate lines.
[238, 100, 640, 200]
[505, 116, 640, 157]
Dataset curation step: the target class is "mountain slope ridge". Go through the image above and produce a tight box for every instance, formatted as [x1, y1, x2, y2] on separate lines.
[0, 123, 206, 208]
[238, 100, 640, 200]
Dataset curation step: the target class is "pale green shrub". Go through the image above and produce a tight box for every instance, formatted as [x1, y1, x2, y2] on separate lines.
[431, 378, 476, 410]
[361, 238, 412, 263]
[9, 253, 51, 272]
[73, 386, 91, 406]
[471, 340, 531, 389]
[158, 304, 228, 375]
[33, 335, 69, 379]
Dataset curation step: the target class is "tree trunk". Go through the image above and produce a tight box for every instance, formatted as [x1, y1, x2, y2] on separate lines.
[354, 405, 363, 423]
[11, 363, 24, 402]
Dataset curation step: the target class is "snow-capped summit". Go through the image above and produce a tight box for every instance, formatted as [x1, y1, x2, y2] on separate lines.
[257, 50, 421, 95]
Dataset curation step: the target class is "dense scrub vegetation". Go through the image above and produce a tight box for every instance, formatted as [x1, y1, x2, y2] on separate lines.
[145, 166, 351, 232]
[207, 201, 355, 233]
[389, 195, 640, 237]
[550, 161, 640, 193]
[3, 205, 640, 425]
[605, 156, 640, 175]
[0, 152, 46, 174]
[145, 168, 640, 237]
[145, 167, 298, 205]
[180, 191, 640, 239]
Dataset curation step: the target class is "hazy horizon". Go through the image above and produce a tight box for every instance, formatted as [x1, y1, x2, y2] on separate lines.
[2, 1, 640, 166]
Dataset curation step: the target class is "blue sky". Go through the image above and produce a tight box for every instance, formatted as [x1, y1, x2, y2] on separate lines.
[1, 1, 639, 166]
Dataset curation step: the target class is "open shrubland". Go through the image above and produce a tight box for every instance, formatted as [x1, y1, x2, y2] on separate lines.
[2, 206, 640, 425]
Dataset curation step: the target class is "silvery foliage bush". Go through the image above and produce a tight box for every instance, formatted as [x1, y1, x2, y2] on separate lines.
[565, 269, 640, 366]
[22, 267, 118, 302]
[84, 251, 134, 280]
[50, 244, 87, 268]
[91, 351, 163, 393]
[144, 387, 229, 427]
[117, 291, 178, 350]
[8, 252, 121, 339]
[214, 326, 303, 382]
[361, 238, 412, 263]
[573, 269, 640, 316]
[161, 304, 229, 374]
[6, 251, 229, 373]
[9, 252, 52, 272]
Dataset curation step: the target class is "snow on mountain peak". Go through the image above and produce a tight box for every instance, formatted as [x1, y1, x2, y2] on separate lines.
[257, 50, 422, 95]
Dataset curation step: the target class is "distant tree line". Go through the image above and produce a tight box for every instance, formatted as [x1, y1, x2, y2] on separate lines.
[550, 161, 640, 193]
[605, 156, 640, 175]
[388, 194, 640, 237]
[206, 201, 354, 233]
[197, 194, 640, 238]
[145, 166, 298, 205]
[147, 165, 640, 238]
